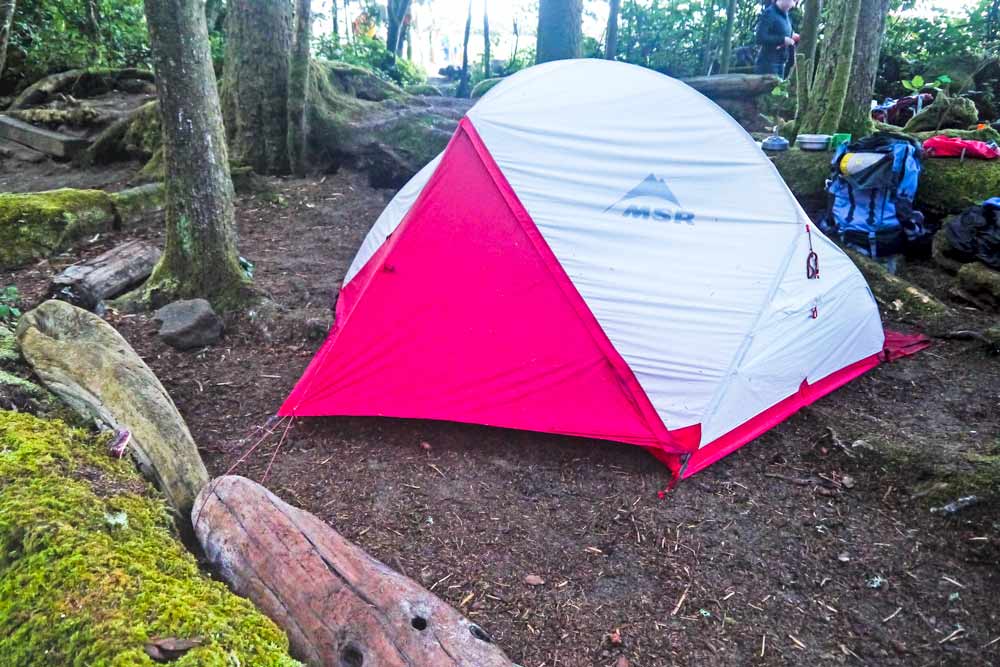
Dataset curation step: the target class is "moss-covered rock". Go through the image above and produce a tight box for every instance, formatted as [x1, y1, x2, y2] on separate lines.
[957, 262, 1000, 310]
[122, 101, 162, 158]
[0, 189, 117, 269]
[471, 77, 504, 98]
[0, 411, 301, 666]
[770, 147, 1000, 217]
[910, 126, 1000, 144]
[902, 93, 979, 133]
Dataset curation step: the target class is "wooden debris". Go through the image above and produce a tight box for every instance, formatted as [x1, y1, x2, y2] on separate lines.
[194, 475, 515, 667]
[49, 240, 161, 310]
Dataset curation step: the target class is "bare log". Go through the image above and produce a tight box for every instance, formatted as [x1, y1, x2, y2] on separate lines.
[194, 475, 515, 667]
[49, 240, 161, 310]
[681, 73, 781, 98]
[10, 68, 154, 110]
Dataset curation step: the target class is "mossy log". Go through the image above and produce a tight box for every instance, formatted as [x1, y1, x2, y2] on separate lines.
[769, 147, 1000, 217]
[10, 68, 155, 110]
[845, 248, 953, 327]
[0, 184, 168, 269]
[194, 475, 514, 667]
[405, 83, 444, 96]
[957, 262, 1000, 311]
[0, 411, 301, 666]
[0, 188, 117, 269]
[82, 100, 160, 165]
[931, 226, 966, 274]
[7, 106, 104, 127]
[17, 300, 209, 517]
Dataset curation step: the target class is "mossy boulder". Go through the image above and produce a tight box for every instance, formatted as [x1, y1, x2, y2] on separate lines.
[471, 77, 504, 98]
[957, 262, 1000, 310]
[0, 189, 117, 269]
[770, 147, 1000, 218]
[902, 93, 979, 133]
[0, 411, 301, 666]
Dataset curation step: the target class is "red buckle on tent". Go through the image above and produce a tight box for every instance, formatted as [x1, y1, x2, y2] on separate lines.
[810, 306, 819, 319]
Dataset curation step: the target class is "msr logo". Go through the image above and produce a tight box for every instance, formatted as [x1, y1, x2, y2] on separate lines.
[606, 174, 695, 224]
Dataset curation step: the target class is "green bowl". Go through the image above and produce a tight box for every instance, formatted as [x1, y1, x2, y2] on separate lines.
[831, 133, 852, 148]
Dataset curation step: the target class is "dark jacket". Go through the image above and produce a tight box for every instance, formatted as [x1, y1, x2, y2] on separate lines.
[754, 3, 792, 74]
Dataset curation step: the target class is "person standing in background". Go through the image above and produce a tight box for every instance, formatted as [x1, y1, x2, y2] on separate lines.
[754, 0, 799, 77]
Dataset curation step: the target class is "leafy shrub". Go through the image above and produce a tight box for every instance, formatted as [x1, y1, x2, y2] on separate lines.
[313, 34, 425, 86]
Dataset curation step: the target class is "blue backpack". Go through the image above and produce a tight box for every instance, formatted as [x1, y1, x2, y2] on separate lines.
[820, 133, 926, 258]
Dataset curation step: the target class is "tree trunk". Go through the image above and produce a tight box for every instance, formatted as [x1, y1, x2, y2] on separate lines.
[606, 0, 621, 60]
[456, 0, 473, 97]
[205, 0, 224, 31]
[719, 0, 737, 73]
[387, 0, 412, 56]
[839, 0, 890, 137]
[221, 0, 293, 175]
[84, 0, 103, 60]
[795, 0, 823, 122]
[0, 0, 17, 80]
[701, 0, 718, 75]
[536, 0, 582, 63]
[142, 0, 249, 311]
[483, 0, 491, 78]
[331, 0, 339, 38]
[288, 0, 311, 176]
[797, 0, 862, 135]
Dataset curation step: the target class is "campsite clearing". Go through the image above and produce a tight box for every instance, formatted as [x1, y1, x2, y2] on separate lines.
[3, 168, 996, 666]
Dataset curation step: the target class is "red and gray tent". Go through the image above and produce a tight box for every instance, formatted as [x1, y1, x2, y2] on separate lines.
[281, 59, 902, 478]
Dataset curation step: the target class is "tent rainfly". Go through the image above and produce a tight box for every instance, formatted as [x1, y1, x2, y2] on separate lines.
[281, 59, 906, 479]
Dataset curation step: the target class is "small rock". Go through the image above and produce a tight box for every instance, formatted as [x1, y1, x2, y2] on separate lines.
[838, 552, 851, 563]
[304, 316, 331, 340]
[153, 299, 223, 350]
[841, 475, 856, 489]
[524, 574, 545, 586]
[931, 495, 979, 515]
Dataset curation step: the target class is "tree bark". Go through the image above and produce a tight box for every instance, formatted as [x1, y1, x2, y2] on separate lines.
[536, 0, 582, 63]
[795, 0, 823, 121]
[839, 0, 891, 137]
[606, 0, 621, 60]
[142, 0, 249, 310]
[483, 0, 491, 78]
[49, 240, 161, 310]
[205, 0, 224, 32]
[719, 0, 737, 73]
[288, 0, 311, 177]
[387, 0, 412, 55]
[0, 0, 17, 81]
[221, 0, 293, 175]
[194, 476, 517, 667]
[797, 0, 862, 135]
[456, 0, 473, 97]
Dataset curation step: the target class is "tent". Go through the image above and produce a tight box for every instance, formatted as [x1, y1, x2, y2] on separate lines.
[280, 59, 895, 479]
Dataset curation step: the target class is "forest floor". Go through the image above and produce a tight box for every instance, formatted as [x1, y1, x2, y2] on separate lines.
[3, 166, 999, 667]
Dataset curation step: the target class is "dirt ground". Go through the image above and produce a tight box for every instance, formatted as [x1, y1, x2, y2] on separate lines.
[3, 168, 999, 667]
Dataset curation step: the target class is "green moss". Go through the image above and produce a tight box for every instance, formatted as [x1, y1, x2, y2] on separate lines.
[931, 227, 966, 274]
[0, 189, 117, 269]
[135, 148, 165, 184]
[404, 83, 442, 96]
[0, 369, 43, 396]
[122, 102, 162, 159]
[957, 261, 1000, 308]
[902, 93, 979, 133]
[470, 77, 504, 98]
[0, 411, 301, 666]
[0, 324, 16, 364]
[910, 126, 1000, 144]
[770, 147, 1000, 217]
[110, 183, 166, 227]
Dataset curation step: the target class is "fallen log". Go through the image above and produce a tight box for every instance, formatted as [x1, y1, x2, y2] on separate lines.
[49, 240, 161, 310]
[845, 249, 954, 328]
[17, 300, 209, 517]
[194, 475, 515, 667]
[9, 68, 155, 110]
[0, 114, 90, 158]
[680, 73, 782, 98]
